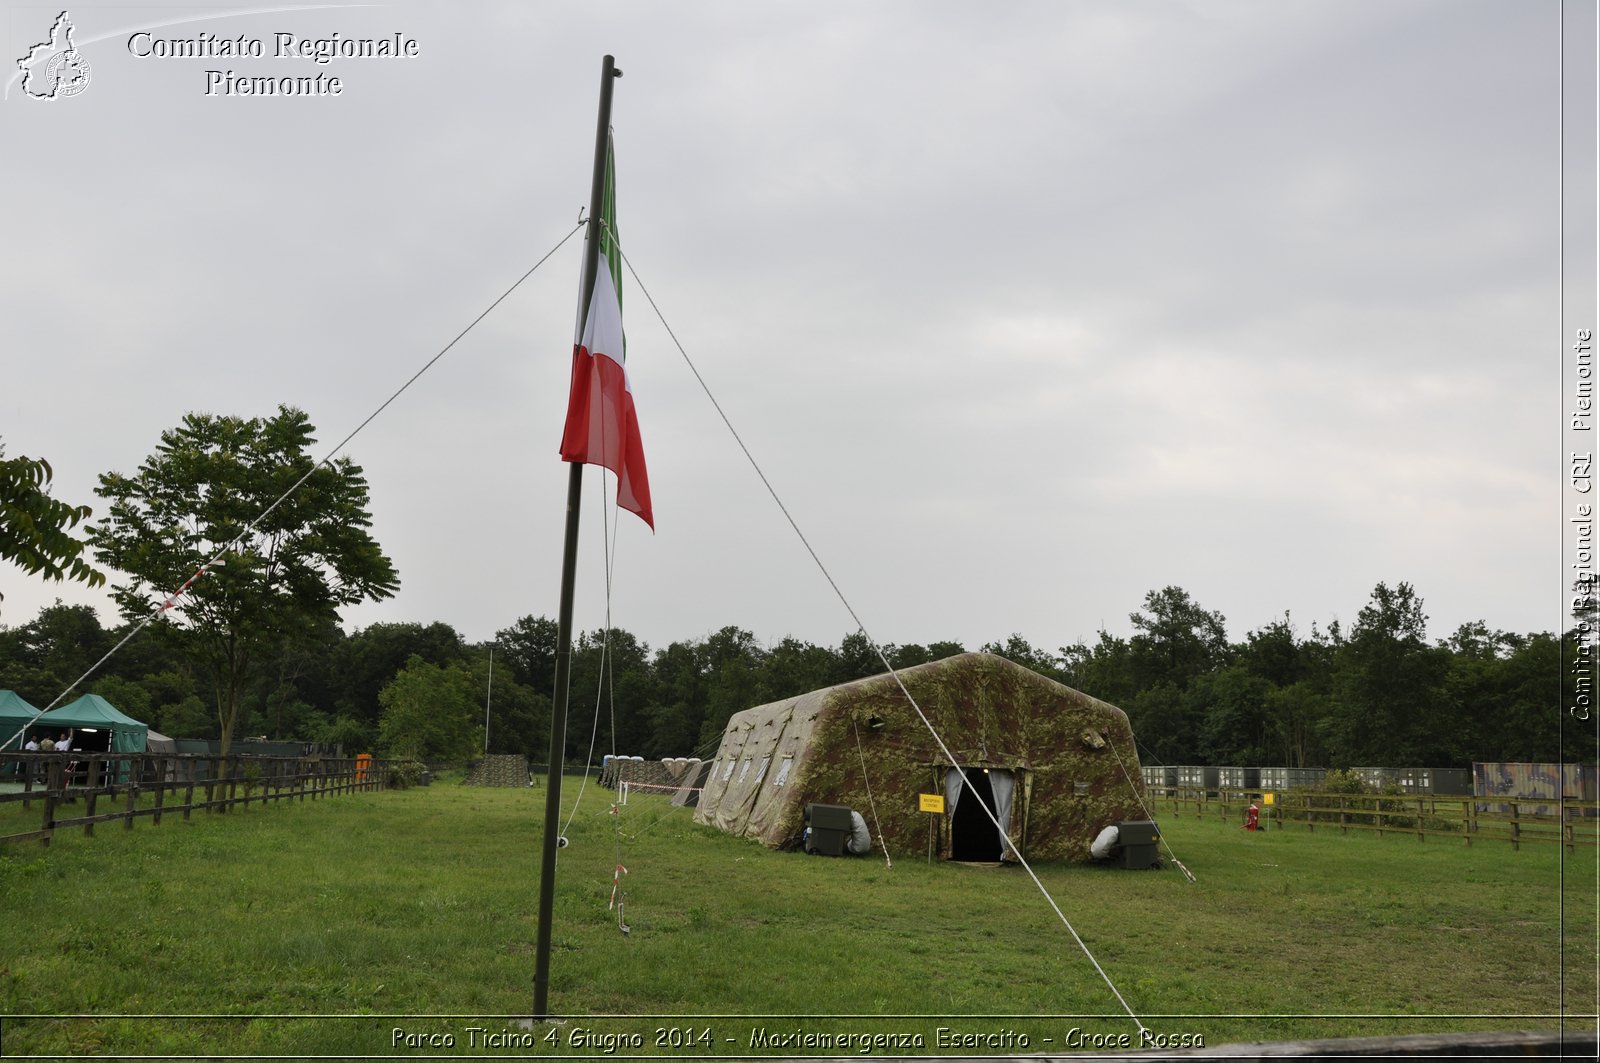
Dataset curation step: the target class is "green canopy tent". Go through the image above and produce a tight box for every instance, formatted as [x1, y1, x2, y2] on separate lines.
[34, 693, 149, 754]
[0, 690, 41, 752]
[1, 690, 41, 780]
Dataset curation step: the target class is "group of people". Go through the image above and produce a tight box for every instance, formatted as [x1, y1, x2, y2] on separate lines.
[22, 728, 74, 753]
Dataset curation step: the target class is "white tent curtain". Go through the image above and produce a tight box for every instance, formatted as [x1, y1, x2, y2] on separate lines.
[943, 767, 965, 816]
[990, 769, 1016, 857]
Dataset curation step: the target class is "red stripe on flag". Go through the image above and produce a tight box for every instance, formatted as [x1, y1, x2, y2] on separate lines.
[560, 343, 654, 530]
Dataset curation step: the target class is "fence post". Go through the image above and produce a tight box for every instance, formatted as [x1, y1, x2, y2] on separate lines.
[1339, 794, 1347, 835]
[124, 765, 138, 831]
[153, 757, 167, 826]
[1510, 802, 1520, 852]
[40, 758, 60, 847]
[83, 757, 100, 837]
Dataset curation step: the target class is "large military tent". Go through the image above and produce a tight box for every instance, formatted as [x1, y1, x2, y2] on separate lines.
[33, 693, 149, 753]
[0, 690, 41, 752]
[693, 652, 1149, 863]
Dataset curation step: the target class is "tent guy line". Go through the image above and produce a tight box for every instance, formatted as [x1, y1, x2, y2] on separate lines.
[1105, 735, 1196, 883]
[618, 242, 1150, 1035]
[5, 222, 590, 747]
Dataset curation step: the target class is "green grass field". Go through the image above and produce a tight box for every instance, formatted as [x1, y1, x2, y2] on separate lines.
[0, 779, 1594, 1058]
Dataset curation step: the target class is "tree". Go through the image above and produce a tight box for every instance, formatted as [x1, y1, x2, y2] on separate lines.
[1264, 681, 1328, 768]
[1128, 586, 1230, 692]
[761, 636, 838, 701]
[377, 655, 482, 760]
[0, 444, 103, 613]
[1326, 581, 1451, 765]
[566, 627, 654, 757]
[1239, 613, 1304, 688]
[645, 640, 710, 756]
[475, 648, 549, 758]
[1189, 664, 1273, 765]
[0, 602, 112, 700]
[495, 615, 558, 697]
[980, 633, 1065, 681]
[1060, 630, 1136, 705]
[698, 627, 764, 747]
[89, 406, 398, 761]
[329, 621, 465, 728]
[1125, 680, 1195, 764]
[833, 631, 883, 684]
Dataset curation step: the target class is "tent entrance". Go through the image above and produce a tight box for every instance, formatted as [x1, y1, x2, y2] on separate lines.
[945, 767, 1016, 862]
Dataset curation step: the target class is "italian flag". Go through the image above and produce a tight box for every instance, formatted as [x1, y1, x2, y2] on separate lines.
[559, 133, 654, 530]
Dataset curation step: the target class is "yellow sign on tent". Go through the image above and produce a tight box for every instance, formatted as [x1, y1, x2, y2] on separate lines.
[919, 793, 945, 814]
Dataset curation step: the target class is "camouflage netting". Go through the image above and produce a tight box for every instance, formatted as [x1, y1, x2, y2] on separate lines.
[600, 756, 703, 792]
[463, 754, 528, 787]
[693, 652, 1149, 863]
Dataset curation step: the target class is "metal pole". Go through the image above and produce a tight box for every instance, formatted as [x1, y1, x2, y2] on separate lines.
[484, 644, 494, 754]
[532, 53, 621, 1024]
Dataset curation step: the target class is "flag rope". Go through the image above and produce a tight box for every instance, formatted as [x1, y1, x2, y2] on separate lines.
[7, 222, 588, 749]
[559, 468, 622, 843]
[1105, 735, 1197, 883]
[613, 237, 1148, 1036]
[850, 715, 893, 870]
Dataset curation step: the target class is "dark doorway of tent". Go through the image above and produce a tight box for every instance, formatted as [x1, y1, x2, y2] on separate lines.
[945, 767, 1015, 863]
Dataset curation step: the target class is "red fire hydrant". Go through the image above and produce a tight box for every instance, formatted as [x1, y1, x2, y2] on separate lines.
[1243, 802, 1260, 831]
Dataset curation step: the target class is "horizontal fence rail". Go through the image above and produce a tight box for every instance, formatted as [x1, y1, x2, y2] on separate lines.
[0, 751, 390, 848]
[1149, 785, 1600, 852]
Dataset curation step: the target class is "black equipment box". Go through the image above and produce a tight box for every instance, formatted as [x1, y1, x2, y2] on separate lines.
[805, 803, 853, 856]
[1118, 819, 1160, 869]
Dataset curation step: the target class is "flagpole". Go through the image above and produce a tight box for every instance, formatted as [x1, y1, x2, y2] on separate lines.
[532, 53, 621, 1025]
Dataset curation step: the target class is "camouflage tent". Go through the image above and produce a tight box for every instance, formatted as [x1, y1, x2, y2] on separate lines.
[693, 652, 1149, 863]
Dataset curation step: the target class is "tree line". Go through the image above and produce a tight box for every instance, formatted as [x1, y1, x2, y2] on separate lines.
[0, 409, 1578, 771]
[0, 580, 1575, 770]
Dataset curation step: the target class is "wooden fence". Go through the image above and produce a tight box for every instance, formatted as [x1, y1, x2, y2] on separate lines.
[1150, 785, 1600, 852]
[0, 751, 388, 848]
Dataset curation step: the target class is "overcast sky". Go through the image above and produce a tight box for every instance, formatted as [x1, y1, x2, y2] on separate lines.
[0, 1, 1587, 664]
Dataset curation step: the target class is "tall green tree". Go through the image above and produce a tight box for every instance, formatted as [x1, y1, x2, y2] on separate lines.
[0, 602, 112, 701]
[330, 621, 464, 729]
[566, 627, 654, 757]
[1264, 681, 1328, 767]
[1326, 581, 1451, 765]
[698, 627, 765, 747]
[833, 631, 882, 684]
[1189, 664, 1273, 765]
[980, 633, 1065, 681]
[0, 444, 103, 613]
[377, 655, 481, 760]
[1060, 630, 1136, 705]
[1128, 585, 1230, 692]
[474, 647, 549, 758]
[761, 636, 838, 702]
[89, 406, 398, 760]
[1125, 680, 1195, 764]
[495, 615, 558, 698]
[645, 640, 711, 757]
